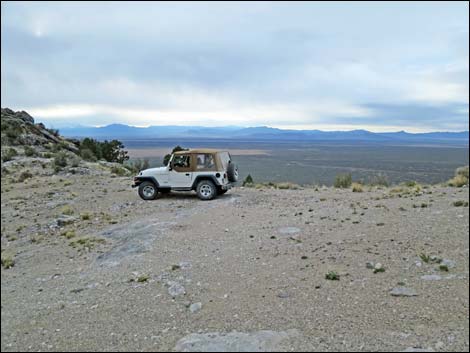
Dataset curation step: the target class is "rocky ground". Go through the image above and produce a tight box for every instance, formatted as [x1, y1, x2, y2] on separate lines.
[1, 165, 469, 352]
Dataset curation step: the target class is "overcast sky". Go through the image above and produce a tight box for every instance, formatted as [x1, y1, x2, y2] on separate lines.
[1, 1, 469, 132]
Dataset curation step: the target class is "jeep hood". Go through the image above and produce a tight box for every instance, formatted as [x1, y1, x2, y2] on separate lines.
[140, 167, 167, 176]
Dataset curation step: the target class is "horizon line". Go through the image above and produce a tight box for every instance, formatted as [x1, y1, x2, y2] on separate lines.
[59, 123, 470, 135]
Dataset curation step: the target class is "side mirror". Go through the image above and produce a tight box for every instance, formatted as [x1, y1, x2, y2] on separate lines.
[168, 161, 173, 171]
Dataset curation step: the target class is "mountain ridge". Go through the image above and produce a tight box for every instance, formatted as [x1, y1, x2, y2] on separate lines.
[58, 123, 469, 145]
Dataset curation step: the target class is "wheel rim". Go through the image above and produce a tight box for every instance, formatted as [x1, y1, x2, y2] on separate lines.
[143, 185, 155, 198]
[200, 184, 213, 197]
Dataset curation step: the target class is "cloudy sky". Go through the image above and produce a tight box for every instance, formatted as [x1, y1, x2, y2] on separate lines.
[1, 1, 469, 132]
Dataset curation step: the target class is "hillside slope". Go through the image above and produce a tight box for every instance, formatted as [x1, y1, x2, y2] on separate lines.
[1, 108, 79, 153]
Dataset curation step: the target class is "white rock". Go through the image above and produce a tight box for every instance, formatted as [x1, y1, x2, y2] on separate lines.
[390, 287, 418, 297]
[189, 302, 202, 313]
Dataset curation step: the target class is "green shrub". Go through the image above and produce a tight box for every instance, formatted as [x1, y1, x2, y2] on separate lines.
[325, 271, 340, 280]
[60, 230, 76, 239]
[60, 205, 74, 215]
[137, 275, 150, 283]
[5, 125, 23, 139]
[1, 254, 15, 269]
[439, 264, 449, 272]
[80, 148, 97, 161]
[368, 173, 389, 187]
[242, 174, 254, 186]
[54, 151, 68, 168]
[80, 212, 92, 220]
[18, 170, 33, 182]
[110, 165, 129, 176]
[419, 253, 441, 264]
[276, 182, 300, 190]
[70, 155, 81, 167]
[79, 138, 129, 163]
[2, 147, 17, 162]
[334, 173, 352, 188]
[127, 158, 150, 173]
[453, 200, 469, 207]
[23, 146, 37, 157]
[69, 237, 106, 251]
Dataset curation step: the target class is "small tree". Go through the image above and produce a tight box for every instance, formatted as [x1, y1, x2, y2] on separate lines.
[243, 174, 254, 186]
[101, 140, 129, 164]
[163, 145, 188, 166]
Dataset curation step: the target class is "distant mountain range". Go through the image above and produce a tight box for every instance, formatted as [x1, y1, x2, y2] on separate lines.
[59, 124, 469, 145]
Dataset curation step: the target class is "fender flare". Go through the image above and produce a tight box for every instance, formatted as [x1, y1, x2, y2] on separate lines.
[191, 175, 221, 190]
[134, 176, 160, 188]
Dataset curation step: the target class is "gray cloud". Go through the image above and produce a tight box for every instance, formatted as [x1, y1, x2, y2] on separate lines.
[1, 1, 468, 131]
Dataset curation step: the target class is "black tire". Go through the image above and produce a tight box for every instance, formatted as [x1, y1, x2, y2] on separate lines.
[138, 181, 158, 200]
[196, 180, 217, 200]
[227, 162, 238, 182]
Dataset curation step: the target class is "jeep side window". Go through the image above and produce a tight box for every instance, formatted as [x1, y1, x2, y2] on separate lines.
[172, 154, 191, 171]
[196, 154, 216, 170]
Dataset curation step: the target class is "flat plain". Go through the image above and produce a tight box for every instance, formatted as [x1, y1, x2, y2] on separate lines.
[123, 139, 469, 186]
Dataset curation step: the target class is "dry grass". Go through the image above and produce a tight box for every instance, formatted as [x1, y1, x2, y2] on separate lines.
[351, 182, 363, 192]
[448, 166, 469, 187]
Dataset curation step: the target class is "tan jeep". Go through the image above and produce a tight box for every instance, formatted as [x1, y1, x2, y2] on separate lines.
[132, 149, 238, 200]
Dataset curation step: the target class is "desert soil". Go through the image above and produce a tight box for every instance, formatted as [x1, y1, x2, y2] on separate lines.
[1, 173, 469, 352]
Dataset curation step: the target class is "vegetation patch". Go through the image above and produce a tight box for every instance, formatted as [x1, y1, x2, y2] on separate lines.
[60, 230, 76, 239]
[325, 271, 340, 281]
[1, 254, 15, 269]
[368, 173, 389, 187]
[80, 212, 92, 220]
[24, 145, 37, 157]
[351, 182, 363, 192]
[448, 166, 469, 187]
[453, 200, 469, 207]
[242, 174, 254, 187]
[419, 253, 442, 264]
[18, 170, 33, 182]
[60, 205, 74, 215]
[439, 264, 449, 272]
[137, 275, 150, 283]
[334, 173, 352, 188]
[54, 151, 68, 169]
[2, 147, 18, 162]
[276, 182, 300, 190]
[110, 165, 130, 176]
[69, 237, 106, 251]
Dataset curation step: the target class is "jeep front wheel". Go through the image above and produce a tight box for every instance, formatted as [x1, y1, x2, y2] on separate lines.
[196, 180, 216, 200]
[138, 181, 158, 200]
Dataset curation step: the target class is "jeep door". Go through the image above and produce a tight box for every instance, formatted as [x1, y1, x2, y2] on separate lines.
[169, 154, 192, 188]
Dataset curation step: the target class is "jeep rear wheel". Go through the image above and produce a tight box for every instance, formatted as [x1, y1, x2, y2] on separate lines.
[196, 180, 216, 200]
[138, 181, 158, 200]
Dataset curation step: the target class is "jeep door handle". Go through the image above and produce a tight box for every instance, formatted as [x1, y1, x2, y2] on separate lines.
[185, 173, 190, 176]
